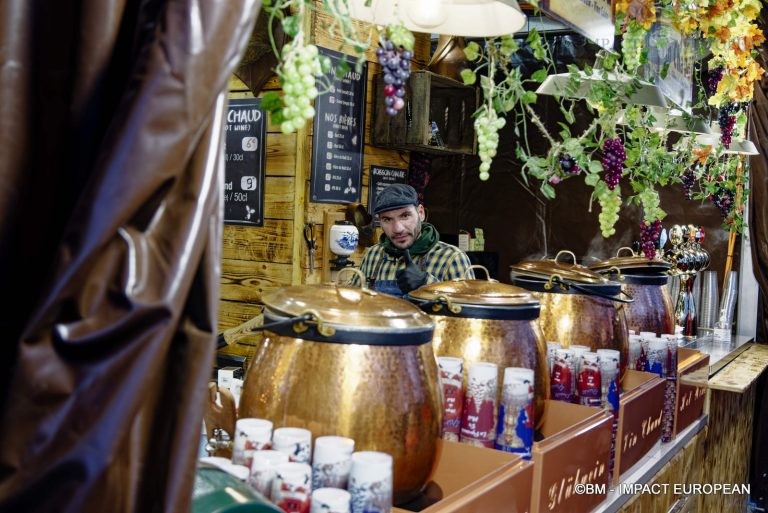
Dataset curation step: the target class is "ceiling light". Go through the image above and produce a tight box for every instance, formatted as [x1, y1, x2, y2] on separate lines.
[686, 135, 760, 156]
[346, 0, 526, 37]
[536, 70, 668, 108]
[617, 107, 711, 135]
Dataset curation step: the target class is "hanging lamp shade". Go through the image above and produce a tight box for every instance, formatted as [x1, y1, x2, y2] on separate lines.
[683, 134, 760, 156]
[728, 138, 759, 155]
[536, 70, 668, 108]
[346, 0, 526, 37]
[617, 107, 711, 135]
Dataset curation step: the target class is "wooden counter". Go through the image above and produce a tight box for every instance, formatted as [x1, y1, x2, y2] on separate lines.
[590, 339, 768, 513]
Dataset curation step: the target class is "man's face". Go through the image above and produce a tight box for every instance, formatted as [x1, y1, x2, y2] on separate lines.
[378, 204, 425, 250]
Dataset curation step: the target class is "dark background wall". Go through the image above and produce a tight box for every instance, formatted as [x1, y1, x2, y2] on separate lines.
[425, 151, 735, 284]
[423, 33, 738, 286]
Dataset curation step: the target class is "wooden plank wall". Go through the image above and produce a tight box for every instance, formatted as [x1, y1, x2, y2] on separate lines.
[218, 7, 431, 332]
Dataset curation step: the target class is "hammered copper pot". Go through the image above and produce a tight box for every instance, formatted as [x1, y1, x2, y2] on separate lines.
[510, 252, 630, 375]
[589, 248, 675, 336]
[613, 274, 673, 336]
[408, 267, 549, 427]
[238, 283, 441, 505]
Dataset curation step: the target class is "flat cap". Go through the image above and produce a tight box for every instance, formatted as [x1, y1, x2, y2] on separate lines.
[374, 184, 419, 214]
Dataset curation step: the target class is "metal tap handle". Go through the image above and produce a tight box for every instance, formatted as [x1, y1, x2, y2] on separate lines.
[205, 427, 232, 456]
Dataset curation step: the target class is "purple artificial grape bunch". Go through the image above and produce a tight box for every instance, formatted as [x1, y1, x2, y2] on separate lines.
[711, 186, 735, 220]
[707, 67, 724, 97]
[601, 137, 627, 190]
[681, 167, 696, 200]
[639, 220, 662, 260]
[558, 154, 581, 175]
[717, 103, 740, 148]
[376, 37, 412, 116]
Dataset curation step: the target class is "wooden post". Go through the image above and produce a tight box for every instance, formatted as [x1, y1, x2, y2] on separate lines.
[722, 158, 744, 292]
[290, 8, 314, 286]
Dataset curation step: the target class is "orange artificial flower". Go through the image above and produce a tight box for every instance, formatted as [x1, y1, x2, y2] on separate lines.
[714, 26, 731, 43]
[693, 145, 713, 165]
[746, 60, 765, 82]
[616, 0, 656, 29]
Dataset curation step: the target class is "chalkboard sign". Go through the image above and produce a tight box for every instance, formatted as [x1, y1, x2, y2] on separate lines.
[368, 165, 408, 221]
[224, 98, 266, 226]
[310, 47, 367, 204]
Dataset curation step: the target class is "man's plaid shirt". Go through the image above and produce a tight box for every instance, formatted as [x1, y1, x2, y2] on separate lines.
[354, 242, 474, 289]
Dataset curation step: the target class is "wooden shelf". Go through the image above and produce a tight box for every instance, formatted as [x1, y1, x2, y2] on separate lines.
[371, 71, 479, 156]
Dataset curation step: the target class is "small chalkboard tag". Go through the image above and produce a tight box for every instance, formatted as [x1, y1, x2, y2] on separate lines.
[368, 165, 408, 222]
[224, 98, 266, 226]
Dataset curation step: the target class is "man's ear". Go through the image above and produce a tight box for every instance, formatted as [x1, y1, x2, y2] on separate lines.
[417, 204, 426, 222]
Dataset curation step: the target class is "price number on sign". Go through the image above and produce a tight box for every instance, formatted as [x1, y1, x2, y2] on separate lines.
[241, 176, 258, 191]
[242, 137, 258, 151]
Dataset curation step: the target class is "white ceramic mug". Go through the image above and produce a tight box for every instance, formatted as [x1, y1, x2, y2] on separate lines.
[249, 449, 289, 499]
[232, 418, 273, 468]
[312, 435, 355, 489]
[311, 487, 351, 513]
[348, 451, 392, 513]
[271, 462, 312, 513]
[272, 427, 313, 464]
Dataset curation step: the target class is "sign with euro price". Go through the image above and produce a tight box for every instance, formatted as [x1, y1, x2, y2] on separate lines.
[224, 98, 266, 226]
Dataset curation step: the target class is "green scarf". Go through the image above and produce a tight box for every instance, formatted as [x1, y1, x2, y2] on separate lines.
[381, 222, 440, 258]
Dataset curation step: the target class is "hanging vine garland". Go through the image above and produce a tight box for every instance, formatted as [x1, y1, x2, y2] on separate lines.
[458, 2, 765, 251]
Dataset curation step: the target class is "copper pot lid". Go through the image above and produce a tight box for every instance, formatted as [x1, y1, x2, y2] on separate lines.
[409, 266, 538, 307]
[588, 247, 671, 273]
[509, 250, 611, 285]
[408, 266, 540, 320]
[261, 269, 433, 333]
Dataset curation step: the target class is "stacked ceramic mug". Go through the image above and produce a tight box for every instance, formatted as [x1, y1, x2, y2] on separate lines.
[229, 418, 394, 513]
[437, 357, 535, 459]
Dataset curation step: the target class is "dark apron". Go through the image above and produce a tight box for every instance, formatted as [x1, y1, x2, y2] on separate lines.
[367, 254, 425, 298]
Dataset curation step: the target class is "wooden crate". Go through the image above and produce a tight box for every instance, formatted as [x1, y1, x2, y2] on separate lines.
[371, 71, 478, 155]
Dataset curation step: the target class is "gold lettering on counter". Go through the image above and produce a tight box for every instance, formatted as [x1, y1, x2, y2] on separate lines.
[547, 459, 606, 510]
[641, 409, 663, 437]
[679, 386, 706, 413]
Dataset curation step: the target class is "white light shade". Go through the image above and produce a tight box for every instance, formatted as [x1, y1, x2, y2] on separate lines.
[346, 0, 526, 37]
[686, 135, 760, 156]
[536, 70, 667, 108]
[617, 107, 711, 135]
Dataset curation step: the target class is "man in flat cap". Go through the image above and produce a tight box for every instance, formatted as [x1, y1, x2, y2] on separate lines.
[354, 183, 473, 296]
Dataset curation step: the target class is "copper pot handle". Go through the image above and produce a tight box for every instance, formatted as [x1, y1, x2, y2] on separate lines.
[293, 308, 336, 337]
[464, 265, 498, 282]
[245, 310, 336, 337]
[553, 250, 578, 264]
[544, 274, 568, 291]
[334, 267, 376, 296]
[416, 295, 462, 314]
[605, 266, 624, 280]
[616, 247, 635, 257]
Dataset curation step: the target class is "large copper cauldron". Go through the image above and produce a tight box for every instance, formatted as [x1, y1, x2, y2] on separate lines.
[589, 248, 674, 336]
[407, 267, 549, 427]
[509, 251, 631, 375]
[238, 279, 441, 504]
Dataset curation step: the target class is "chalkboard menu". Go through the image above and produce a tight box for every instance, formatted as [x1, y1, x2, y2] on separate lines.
[224, 98, 266, 226]
[310, 47, 367, 204]
[368, 165, 408, 221]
